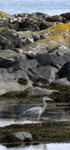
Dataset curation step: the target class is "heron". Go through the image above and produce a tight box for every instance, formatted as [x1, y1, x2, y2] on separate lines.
[21, 96, 54, 120]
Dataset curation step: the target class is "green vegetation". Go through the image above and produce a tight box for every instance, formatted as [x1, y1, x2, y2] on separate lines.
[0, 11, 12, 18]
[40, 23, 70, 35]
[0, 121, 70, 146]
[0, 27, 5, 32]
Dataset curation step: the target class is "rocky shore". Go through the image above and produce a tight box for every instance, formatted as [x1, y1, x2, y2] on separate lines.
[0, 11, 70, 146]
[0, 11, 70, 98]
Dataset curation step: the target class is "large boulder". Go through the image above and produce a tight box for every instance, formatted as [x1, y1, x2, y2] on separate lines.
[60, 12, 70, 22]
[14, 12, 50, 31]
[46, 15, 63, 22]
[30, 65, 58, 82]
[58, 61, 70, 78]
[0, 50, 34, 95]
[35, 53, 70, 69]
[13, 131, 32, 141]
[25, 87, 58, 97]
[51, 78, 70, 86]
[46, 12, 70, 23]
[0, 28, 20, 49]
[1, 130, 32, 147]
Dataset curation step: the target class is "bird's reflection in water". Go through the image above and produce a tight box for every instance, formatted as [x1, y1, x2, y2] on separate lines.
[43, 144, 47, 150]
[22, 144, 47, 150]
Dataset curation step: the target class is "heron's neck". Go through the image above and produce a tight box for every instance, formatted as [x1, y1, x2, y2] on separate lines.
[43, 99, 47, 109]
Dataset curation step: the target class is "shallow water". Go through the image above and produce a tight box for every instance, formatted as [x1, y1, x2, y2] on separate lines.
[0, 98, 70, 127]
[0, 143, 70, 150]
[0, 98, 70, 147]
[0, 0, 70, 15]
[0, 118, 39, 127]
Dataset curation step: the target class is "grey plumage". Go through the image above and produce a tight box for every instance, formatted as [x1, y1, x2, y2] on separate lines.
[22, 96, 54, 119]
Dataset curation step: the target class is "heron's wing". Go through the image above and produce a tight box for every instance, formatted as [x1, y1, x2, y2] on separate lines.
[22, 107, 41, 117]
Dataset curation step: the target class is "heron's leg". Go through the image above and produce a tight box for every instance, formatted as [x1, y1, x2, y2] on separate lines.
[38, 115, 43, 127]
[38, 116, 40, 120]
[38, 113, 41, 120]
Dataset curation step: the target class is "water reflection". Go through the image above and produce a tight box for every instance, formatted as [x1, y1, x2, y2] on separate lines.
[0, 100, 70, 120]
[0, 143, 70, 150]
[0, 98, 70, 127]
[0, 118, 39, 127]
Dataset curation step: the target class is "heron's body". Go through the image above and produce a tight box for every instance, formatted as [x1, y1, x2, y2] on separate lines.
[22, 106, 46, 118]
[21, 96, 53, 119]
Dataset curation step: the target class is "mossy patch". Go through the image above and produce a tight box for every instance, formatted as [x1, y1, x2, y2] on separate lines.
[26, 23, 70, 52]
[0, 27, 5, 32]
[0, 121, 70, 146]
[40, 23, 70, 35]
[18, 78, 28, 85]
[0, 11, 13, 19]
[39, 34, 64, 42]
[37, 23, 70, 47]
[38, 34, 70, 46]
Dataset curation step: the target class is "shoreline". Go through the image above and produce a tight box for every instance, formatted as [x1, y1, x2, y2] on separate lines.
[1, 10, 70, 16]
[0, 10, 70, 16]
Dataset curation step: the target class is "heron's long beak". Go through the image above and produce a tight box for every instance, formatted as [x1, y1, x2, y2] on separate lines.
[43, 96, 54, 103]
[48, 98, 54, 102]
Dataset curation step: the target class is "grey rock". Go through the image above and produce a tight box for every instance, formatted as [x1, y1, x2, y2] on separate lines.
[46, 12, 70, 23]
[13, 131, 32, 141]
[0, 29, 20, 49]
[58, 61, 70, 78]
[0, 45, 2, 50]
[0, 50, 33, 95]
[57, 46, 70, 56]
[51, 78, 70, 86]
[32, 65, 58, 82]
[26, 86, 58, 97]
[46, 15, 63, 22]
[47, 40, 58, 51]
[60, 12, 70, 22]
[35, 53, 70, 69]
[24, 42, 48, 55]
[1, 130, 32, 147]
